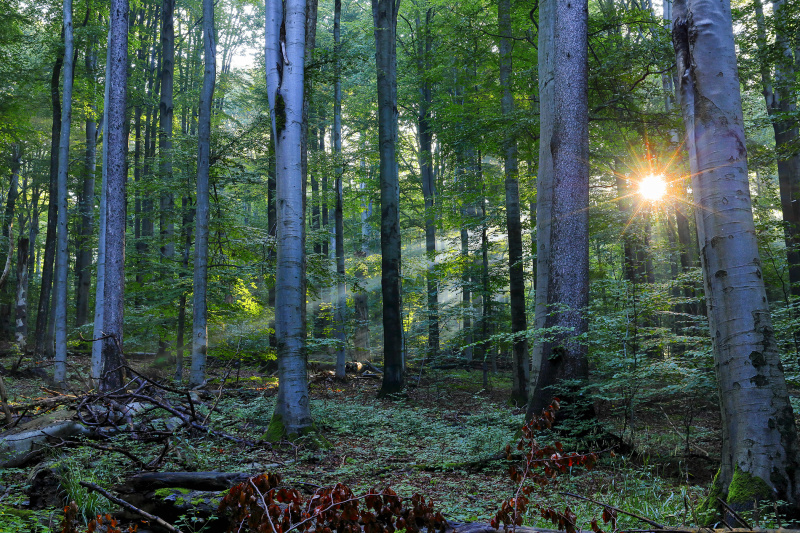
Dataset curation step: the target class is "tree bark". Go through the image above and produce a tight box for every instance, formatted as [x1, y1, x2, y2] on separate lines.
[91, 30, 112, 385]
[672, 0, 800, 510]
[15, 237, 29, 350]
[266, 0, 313, 436]
[35, 44, 63, 360]
[333, 0, 347, 380]
[53, 0, 75, 386]
[752, 0, 800, 298]
[101, 0, 130, 392]
[189, 0, 216, 388]
[416, 8, 438, 363]
[529, 0, 590, 414]
[75, 30, 97, 329]
[159, 0, 175, 264]
[498, 0, 529, 405]
[373, 0, 404, 397]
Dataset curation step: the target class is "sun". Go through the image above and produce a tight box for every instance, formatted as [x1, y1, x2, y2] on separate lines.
[638, 174, 667, 201]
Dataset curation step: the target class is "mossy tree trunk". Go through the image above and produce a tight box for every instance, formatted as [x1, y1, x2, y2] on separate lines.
[672, 0, 800, 514]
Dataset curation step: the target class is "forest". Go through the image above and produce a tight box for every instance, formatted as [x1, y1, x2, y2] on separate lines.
[0, 0, 799, 529]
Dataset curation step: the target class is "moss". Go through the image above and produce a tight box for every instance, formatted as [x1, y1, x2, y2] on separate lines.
[261, 414, 331, 449]
[261, 413, 285, 442]
[727, 467, 772, 506]
[154, 487, 191, 499]
[696, 469, 723, 524]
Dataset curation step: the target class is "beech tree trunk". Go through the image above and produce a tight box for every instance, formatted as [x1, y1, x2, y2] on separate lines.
[416, 8, 438, 362]
[752, 0, 800, 298]
[529, 0, 590, 414]
[91, 31, 112, 385]
[75, 32, 97, 329]
[15, 237, 29, 350]
[101, 0, 130, 392]
[159, 0, 175, 263]
[373, 0, 404, 396]
[53, 0, 75, 386]
[498, 0, 529, 405]
[333, 0, 347, 380]
[35, 46, 63, 360]
[266, 0, 313, 436]
[672, 0, 800, 510]
[189, 0, 216, 388]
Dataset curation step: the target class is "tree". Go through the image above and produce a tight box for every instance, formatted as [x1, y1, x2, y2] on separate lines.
[672, 0, 800, 511]
[333, 0, 347, 380]
[101, 0, 130, 392]
[373, 0, 404, 397]
[189, 0, 216, 388]
[498, 0, 529, 406]
[265, 0, 313, 437]
[53, 0, 74, 386]
[529, 0, 590, 414]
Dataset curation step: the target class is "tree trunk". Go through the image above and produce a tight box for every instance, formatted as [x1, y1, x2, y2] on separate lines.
[15, 237, 29, 350]
[373, 0, 403, 397]
[333, 0, 347, 380]
[35, 46, 63, 360]
[672, 0, 800, 511]
[752, 0, 800, 298]
[189, 0, 216, 388]
[101, 0, 130, 392]
[54, 0, 75, 386]
[176, 199, 194, 382]
[529, 0, 590, 414]
[354, 175, 371, 360]
[265, 0, 313, 436]
[75, 31, 97, 329]
[91, 30, 112, 385]
[159, 0, 175, 264]
[416, 8, 438, 362]
[498, 0, 529, 405]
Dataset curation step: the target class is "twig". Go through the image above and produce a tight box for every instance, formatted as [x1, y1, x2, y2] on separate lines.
[560, 492, 665, 528]
[203, 364, 233, 426]
[716, 499, 752, 530]
[249, 479, 279, 533]
[53, 438, 147, 469]
[79, 481, 179, 533]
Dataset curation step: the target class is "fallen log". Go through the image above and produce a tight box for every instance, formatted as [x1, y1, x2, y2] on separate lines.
[120, 471, 254, 492]
[9, 394, 81, 413]
[0, 410, 90, 467]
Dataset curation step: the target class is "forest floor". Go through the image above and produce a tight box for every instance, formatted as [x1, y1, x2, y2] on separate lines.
[0, 351, 743, 533]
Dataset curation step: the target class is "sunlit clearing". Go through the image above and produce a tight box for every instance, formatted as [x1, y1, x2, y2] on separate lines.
[638, 174, 667, 201]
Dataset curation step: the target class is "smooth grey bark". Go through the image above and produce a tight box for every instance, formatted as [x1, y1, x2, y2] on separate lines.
[101, 0, 130, 392]
[91, 31, 111, 385]
[266, 0, 312, 435]
[372, 0, 404, 397]
[53, 0, 74, 386]
[176, 199, 195, 382]
[159, 0, 175, 263]
[498, 0, 529, 405]
[354, 178, 371, 359]
[333, 0, 346, 380]
[15, 237, 29, 350]
[415, 8, 438, 362]
[36, 46, 63, 360]
[753, 0, 800, 298]
[75, 32, 97, 329]
[672, 0, 800, 509]
[529, 0, 590, 414]
[189, 0, 216, 388]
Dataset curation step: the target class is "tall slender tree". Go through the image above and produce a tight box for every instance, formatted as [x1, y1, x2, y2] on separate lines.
[373, 0, 404, 397]
[333, 0, 347, 380]
[189, 0, 216, 388]
[498, 0, 529, 405]
[53, 0, 75, 386]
